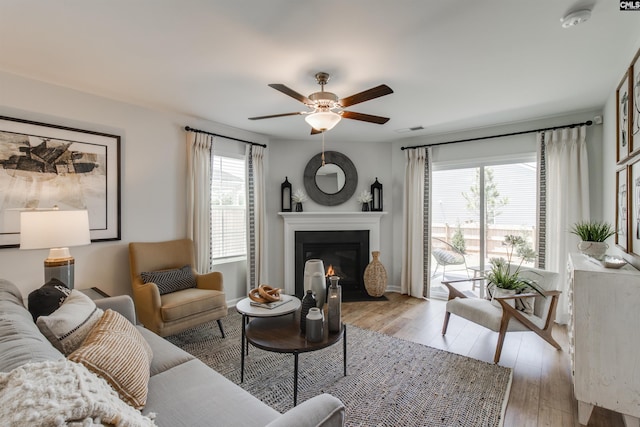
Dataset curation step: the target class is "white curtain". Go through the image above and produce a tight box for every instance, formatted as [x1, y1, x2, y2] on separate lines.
[542, 125, 589, 324]
[186, 131, 213, 273]
[246, 145, 267, 291]
[401, 147, 431, 298]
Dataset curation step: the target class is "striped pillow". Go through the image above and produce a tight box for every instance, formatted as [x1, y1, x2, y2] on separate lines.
[69, 309, 153, 409]
[141, 265, 196, 295]
[36, 290, 104, 355]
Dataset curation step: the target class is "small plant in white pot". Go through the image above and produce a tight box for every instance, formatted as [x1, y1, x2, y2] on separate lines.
[570, 221, 615, 260]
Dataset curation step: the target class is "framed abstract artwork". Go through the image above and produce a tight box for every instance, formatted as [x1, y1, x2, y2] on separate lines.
[617, 70, 632, 163]
[0, 116, 121, 248]
[629, 157, 640, 256]
[616, 166, 629, 251]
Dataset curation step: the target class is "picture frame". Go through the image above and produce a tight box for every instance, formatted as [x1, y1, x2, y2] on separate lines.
[631, 48, 640, 157]
[0, 116, 121, 248]
[629, 157, 640, 256]
[617, 70, 632, 163]
[616, 166, 629, 251]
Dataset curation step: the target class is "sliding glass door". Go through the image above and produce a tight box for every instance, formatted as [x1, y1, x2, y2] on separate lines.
[430, 160, 537, 299]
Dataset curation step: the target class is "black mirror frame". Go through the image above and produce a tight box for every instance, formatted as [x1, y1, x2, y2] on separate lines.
[303, 151, 358, 206]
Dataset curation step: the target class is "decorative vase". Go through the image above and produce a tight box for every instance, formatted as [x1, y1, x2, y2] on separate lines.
[577, 241, 608, 260]
[490, 287, 516, 309]
[300, 290, 316, 332]
[304, 259, 326, 308]
[327, 276, 342, 333]
[305, 307, 324, 342]
[295, 202, 303, 212]
[361, 202, 370, 212]
[363, 251, 388, 297]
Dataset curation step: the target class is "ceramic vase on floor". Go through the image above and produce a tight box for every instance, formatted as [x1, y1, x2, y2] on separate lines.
[363, 251, 388, 297]
[304, 259, 326, 308]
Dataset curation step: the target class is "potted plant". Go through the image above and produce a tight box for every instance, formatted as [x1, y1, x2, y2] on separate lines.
[486, 235, 544, 309]
[292, 189, 307, 212]
[357, 190, 373, 211]
[570, 220, 615, 260]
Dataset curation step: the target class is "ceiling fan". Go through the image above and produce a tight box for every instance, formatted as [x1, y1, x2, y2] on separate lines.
[248, 72, 393, 134]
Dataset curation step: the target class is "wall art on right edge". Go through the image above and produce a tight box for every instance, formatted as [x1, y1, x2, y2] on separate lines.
[631, 48, 640, 156]
[616, 166, 629, 252]
[629, 158, 640, 256]
[617, 70, 632, 163]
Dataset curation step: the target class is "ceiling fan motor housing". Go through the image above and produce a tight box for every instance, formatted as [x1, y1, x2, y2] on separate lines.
[309, 91, 339, 109]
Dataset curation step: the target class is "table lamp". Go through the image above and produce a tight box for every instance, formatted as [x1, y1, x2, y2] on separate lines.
[20, 209, 91, 289]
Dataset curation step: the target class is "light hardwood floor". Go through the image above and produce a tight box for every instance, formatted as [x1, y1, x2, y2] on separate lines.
[341, 293, 623, 427]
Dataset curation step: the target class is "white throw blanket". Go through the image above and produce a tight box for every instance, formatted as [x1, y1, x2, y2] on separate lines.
[0, 360, 156, 427]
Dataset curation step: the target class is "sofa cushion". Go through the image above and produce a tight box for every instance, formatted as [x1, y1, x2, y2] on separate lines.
[36, 290, 104, 355]
[0, 280, 64, 373]
[144, 358, 280, 427]
[137, 326, 195, 376]
[27, 278, 72, 321]
[141, 265, 196, 295]
[160, 288, 226, 322]
[69, 309, 153, 410]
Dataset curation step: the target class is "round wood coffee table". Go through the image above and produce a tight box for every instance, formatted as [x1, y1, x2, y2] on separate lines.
[242, 313, 346, 406]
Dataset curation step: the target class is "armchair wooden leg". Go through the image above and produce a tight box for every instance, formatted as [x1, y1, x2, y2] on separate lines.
[217, 319, 225, 338]
[442, 312, 451, 335]
[494, 314, 511, 364]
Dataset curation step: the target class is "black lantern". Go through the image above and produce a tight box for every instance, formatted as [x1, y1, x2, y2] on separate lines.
[281, 177, 292, 212]
[371, 178, 383, 211]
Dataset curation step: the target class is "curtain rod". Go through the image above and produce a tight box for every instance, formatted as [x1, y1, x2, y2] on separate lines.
[400, 120, 593, 150]
[184, 126, 267, 148]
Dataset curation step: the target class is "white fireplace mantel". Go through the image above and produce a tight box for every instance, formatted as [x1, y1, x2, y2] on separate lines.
[279, 211, 387, 295]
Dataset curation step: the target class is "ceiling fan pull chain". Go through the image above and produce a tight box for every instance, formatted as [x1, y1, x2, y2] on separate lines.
[321, 131, 326, 166]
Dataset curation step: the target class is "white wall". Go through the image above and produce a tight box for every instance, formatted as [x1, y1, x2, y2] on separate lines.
[0, 69, 611, 302]
[0, 71, 266, 299]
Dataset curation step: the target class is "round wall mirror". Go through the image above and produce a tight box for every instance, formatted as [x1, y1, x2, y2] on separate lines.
[304, 151, 358, 206]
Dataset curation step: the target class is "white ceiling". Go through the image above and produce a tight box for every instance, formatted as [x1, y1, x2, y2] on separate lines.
[1, 1, 640, 143]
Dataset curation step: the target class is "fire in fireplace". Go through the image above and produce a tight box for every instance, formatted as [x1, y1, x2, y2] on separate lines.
[295, 230, 370, 301]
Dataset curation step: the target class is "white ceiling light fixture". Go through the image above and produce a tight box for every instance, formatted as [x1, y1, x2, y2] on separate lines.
[305, 110, 342, 132]
[561, 9, 592, 28]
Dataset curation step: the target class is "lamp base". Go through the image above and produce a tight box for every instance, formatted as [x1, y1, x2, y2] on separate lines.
[44, 256, 75, 289]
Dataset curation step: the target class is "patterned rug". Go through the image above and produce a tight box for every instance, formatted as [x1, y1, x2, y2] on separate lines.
[167, 311, 512, 427]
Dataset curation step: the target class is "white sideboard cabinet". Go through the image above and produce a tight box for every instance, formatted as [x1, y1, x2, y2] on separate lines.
[568, 253, 640, 427]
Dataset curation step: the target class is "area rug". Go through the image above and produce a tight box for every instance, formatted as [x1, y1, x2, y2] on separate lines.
[167, 312, 512, 427]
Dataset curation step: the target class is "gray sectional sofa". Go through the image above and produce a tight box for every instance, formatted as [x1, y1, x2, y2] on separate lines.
[0, 279, 345, 426]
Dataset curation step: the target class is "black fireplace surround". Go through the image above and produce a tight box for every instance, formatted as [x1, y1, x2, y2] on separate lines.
[295, 230, 370, 301]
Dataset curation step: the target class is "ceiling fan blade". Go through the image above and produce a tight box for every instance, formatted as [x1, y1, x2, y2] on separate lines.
[341, 111, 390, 124]
[339, 84, 393, 108]
[268, 84, 312, 105]
[248, 112, 305, 120]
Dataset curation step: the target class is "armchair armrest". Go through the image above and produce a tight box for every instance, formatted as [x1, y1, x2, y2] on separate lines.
[441, 277, 486, 300]
[493, 289, 561, 300]
[94, 295, 137, 324]
[265, 394, 345, 427]
[196, 271, 224, 291]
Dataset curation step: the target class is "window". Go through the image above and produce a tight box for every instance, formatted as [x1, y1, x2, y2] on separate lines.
[430, 159, 538, 299]
[211, 153, 246, 262]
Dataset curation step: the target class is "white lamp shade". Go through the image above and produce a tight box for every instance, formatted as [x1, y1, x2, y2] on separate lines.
[20, 210, 91, 250]
[305, 111, 342, 131]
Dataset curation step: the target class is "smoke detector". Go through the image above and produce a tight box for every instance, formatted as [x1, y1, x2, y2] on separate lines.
[561, 9, 591, 28]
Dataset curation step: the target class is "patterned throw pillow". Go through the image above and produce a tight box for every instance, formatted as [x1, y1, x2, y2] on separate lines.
[69, 309, 153, 409]
[27, 278, 72, 321]
[36, 290, 104, 355]
[140, 265, 197, 295]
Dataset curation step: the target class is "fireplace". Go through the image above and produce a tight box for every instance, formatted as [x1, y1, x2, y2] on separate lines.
[279, 211, 386, 296]
[295, 230, 370, 300]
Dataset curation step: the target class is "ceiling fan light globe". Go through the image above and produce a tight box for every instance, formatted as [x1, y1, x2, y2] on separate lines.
[305, 111, 341, 131]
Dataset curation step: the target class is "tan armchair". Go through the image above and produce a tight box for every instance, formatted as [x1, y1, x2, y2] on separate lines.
[128, 239, 227, 337]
